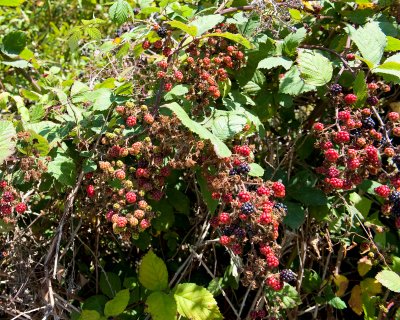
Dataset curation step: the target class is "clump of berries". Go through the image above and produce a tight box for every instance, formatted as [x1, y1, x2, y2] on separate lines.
[0, 181, 28, 227]
[315, 81, 400, 225]
[207, 145, 288, 289]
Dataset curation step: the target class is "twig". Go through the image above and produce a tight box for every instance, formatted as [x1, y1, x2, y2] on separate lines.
[218, 5, 254, 15]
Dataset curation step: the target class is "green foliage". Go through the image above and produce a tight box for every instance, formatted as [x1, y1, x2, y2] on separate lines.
[146, 292, 177, 320]
[104, 289, 130, 317]
[375, 270, 400, 293]
[139, 250, 169, 291]
[0, 121, 16, 163]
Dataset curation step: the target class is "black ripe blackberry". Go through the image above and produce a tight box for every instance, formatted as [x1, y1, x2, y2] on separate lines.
[367, 96, 379, 106]
[229, 168, 238, 176]
[350, 128, 362, 138]
[389, 191, 400, 204]
[274, 202, 288, 214]
[246, 223, 254, 239]
[391, 203, 400, 217]
[330, 84, 342, 95]
[157, 26, 168, 38]
[241, 202, 255, 214]
[280, 269, 297, 283]
[234, 227, 246, 239]
[237, 162, 250, 174]
[362, 117, 376, 129]
[223, 225, 235, 236]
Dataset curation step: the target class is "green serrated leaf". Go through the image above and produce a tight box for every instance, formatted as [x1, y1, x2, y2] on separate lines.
[203, 32, 251, 49]
[173, 283, 223, 320]
[189, 14, 224, 37]
[104, 289, 130, 317]
[257, 56, 293, 70]
[376, 270, 400, 293]
[298, 49, 333, 86]
[328, 296, 347, 310]
[248, 163, 264, 177]
[279, 66, 316, 95]
[162, 103, 231, 158]
[346, 22, 387, 67]
[283, 28, 306, 56]
[0, 120, 16, 164]
[385, 36, 400, 52]
[146, 292, 177, 320]
[167, 20, 197, 37]
[2, 31, 26, 55]
[1, 60, 31, 68]
[109, 0, 132, 25]
[86, 27, 102, 40]
[208, 110, 247, 141]
[353, 71, 367, 107]
[138, 250, 168, 291]
[47, 153, 76, 186]
[68, 29, 82, 51]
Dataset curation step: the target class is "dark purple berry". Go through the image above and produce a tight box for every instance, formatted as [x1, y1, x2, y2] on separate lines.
[330, 84, 342, 95]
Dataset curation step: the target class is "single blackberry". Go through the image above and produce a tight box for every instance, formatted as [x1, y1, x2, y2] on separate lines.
[241, 202, 255, 215]
[362, 117, 376, 129]
[115, 28, 122, 37]
[389, 191, 400, 204]
[280, 269, 297, 283]
[350, 128, 362, 138]
[229, 168, 238, 176]
[137, 160, 149, 168]
[246, 223, 254, 239]
[157, 26, 168, 38]
[367, 96, 379, 106]
[274, 202, 288, 214]
[133, 7, 140, 14]
[237, 162, 251, 174]
[391, 203, 400, 217]
[330, 84, 342, 95]
[234, 227, 246, 239]
[223, 225, 235, 236]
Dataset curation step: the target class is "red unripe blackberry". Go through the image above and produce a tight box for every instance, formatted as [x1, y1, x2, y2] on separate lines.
[325, 148, 339, 162]
[238, 191, 251, 203]
[259, 212, 272, 224]
[227, 45, 235, 53]
[164, 82, 172, 92]
[257, 310, 266, 318]
[140, 218, 150, 229]
[257, 186, 270, 196]
[388, 112, 400, 122]
[106, 210, 115, 221]
[114, 169, 126, 180]
[157, 71, 166, 79]
[236, 51, 244, 60]
[384, 147, 395, 157]
[86, 185, 95, 198]
[153, 40, 163, 49]
[393, 127, 400, 137]
[143, 113, 154, 124]
[117, 216, 127, 228]
[157, 60, 168, 69]
[142, 40, 150, 49]
[266, 254, 279, 268]
[203, 57, 211, 65]
[250, 311, 258, 319]
[0, 204, 12, 215]
[109, 145, 121, 158]
[334, 131, 350, 143]
[320, 141, 333, 150]
[329, 178, 344, 189]
[222, 193, 233, 203]
[327, 167, 340, 178]
[136, 168, 150, 178]
[211, 192, 220, 200]
[111, 214, 119, 224]
[115, 105, 125, 115]
[0, 181, 7, 188]
[344, 94, 357, 104]
[346, 53, 355, 60]
[219, 235, 231, 246]
[265, 276, 284, 291]
[126, 116, 137, 127]
[375, 185, 391, 198]
[213, 57, 222, 64]
[125, 191, 137, 204]
[174, 70, 183, 82]
[2, 191, 14, 202]
[365, 145, 378, 161]
[368, 82, 379, 90]
[232, 244, 242, 255]
[260, 245, 272, 256]
[163, 47, 172, 57]
[272, 182, 285, 198]
[238, 145, 251, 156]
[338, 111, 351, 121]
[347, 158, 360, 170]
[223, 56, 232, 66]
[313, 122, 324, 131]
[15, 202, 27, 214]
[187, 57, 194, 64]
[218, 212, 230, 224]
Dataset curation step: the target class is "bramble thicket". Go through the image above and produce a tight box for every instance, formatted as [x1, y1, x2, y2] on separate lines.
[1, 0, 400, 319]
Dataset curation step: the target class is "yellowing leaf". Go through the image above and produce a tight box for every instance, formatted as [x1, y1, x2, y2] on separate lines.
[333, 274, 349, 297]
[349, 285, 363, 316]
[360, 278, 382, 296]
[358, 256, 372, 277]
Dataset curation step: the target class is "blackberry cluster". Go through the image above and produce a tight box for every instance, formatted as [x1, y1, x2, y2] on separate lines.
[330, 83, 342, 95]
[156, 26, 168, 38]
[241, 202, 255, 214]
[280, 269, 297, 283]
